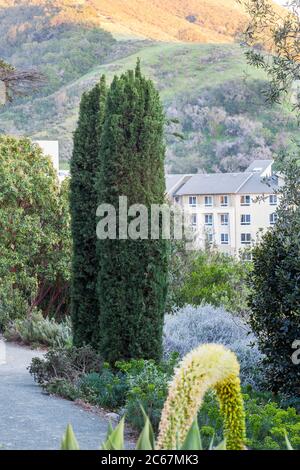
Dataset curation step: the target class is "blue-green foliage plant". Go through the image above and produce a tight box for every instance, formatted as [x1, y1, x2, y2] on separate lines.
[163, 304, 264, 389]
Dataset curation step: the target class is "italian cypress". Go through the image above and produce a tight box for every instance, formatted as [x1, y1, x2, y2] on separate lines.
[70, 76, 107, 348]
[96, 63, 168, 363]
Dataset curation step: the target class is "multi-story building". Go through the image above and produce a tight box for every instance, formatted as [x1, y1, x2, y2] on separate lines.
[34, 140, 69, 182]
[166, 160, 281, 257]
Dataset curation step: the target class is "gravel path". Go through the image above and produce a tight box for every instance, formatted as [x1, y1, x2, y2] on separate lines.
[0, 341, 119, 450]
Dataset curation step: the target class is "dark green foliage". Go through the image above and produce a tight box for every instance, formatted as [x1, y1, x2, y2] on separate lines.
[29, 346, 102, 388]
[70, 77, 107, 348]
[248, 152, 300, 396]
[119, 358, 175, 432]
[0, 136, 71, 327]
[78, 370, 128, 409]
[178, 250, 250, 314]
[198, 389, 300, 450]
[46, 378, 80, 401]
[96, 63, 168, 362]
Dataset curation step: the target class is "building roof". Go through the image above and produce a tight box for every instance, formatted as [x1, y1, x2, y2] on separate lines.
[239, 173, 277, 194]
[166, 174, 186, 193]
[165, 174, 193, 196]
[245, 160, 273, 174]
[174, 172, 250, 195]
[174, 172, 277, 196]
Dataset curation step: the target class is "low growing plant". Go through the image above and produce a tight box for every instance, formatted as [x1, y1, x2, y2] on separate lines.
[4, 311, 72, 348]
[29, 345, 102, 388]
[198, 388, 300, 450]
[121, 359, 172, 432]
[78, 368, 128, 409]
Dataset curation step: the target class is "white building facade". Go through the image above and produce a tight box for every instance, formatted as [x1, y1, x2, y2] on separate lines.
[166, 160, 280, 257]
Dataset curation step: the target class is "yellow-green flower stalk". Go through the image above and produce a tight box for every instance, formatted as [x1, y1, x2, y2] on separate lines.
[156, 344, 246, 450]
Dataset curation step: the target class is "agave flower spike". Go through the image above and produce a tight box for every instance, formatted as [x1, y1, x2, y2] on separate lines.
[156, 343, 246, 450]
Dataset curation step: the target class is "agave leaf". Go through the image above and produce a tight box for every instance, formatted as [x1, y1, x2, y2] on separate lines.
[136, 405, 155, 450]
[180, 419, 202, 450]
[214, 440, 226, 450]
[136, 408, 155, 450]
[106, 421, 114, 441]
[285, 432, 293, 450]
[101, 417, 125, 450]
[100, 421, 114, 449]
[60, 424, 80, 450]
[136, 420, 153, 450]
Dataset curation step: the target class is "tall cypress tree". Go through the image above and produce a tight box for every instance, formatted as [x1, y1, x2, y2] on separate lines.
[96, 63, 168, 363]
[70, 76, 107, 348]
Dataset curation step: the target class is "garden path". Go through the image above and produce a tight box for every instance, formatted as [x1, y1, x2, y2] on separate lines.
[0, 341, 124, 450]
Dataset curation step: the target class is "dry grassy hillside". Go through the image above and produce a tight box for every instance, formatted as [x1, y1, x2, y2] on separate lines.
[0, 0, 255, 43]
[85, 0, 248, 42]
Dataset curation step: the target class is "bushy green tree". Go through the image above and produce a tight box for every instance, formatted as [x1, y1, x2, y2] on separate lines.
[179, 250, 250, 314]
[248, 151, 300, 396]
[239, 0, 300, 115]
[0, 136, 71, 329]
[70, 76, 107, 348]
[96, 63, 168, 363]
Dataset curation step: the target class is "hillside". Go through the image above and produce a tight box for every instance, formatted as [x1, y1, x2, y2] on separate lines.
[0, 0, 296, 173]
[0, 0, 282, 43]
[1, 42, 298, 173]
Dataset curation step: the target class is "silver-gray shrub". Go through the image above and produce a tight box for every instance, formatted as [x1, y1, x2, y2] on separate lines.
[163, 304, 264, 388]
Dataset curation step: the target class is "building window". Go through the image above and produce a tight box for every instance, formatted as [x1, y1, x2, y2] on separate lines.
[241, 251, 253, 261]
[205, 214, 213, 226]
[221, 233, 229, 245]
[241, 214, 251, 225]
[241, 233, 251, 245]
[189, 196, 197, 207]
[220, 195, 229, 206]
[269, 194, 278, 206]
[241, 195, 251, 206]
[221, 213, 229, 225]
[270, 213, 278, 225]
[191, 214, 197, 227]
[205, 196, 213, 207]
[207, 232, 213, 245]
[175, 196, 180, 203]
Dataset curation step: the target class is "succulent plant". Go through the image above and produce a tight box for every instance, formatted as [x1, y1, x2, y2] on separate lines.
[156, 343, 246, 450]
